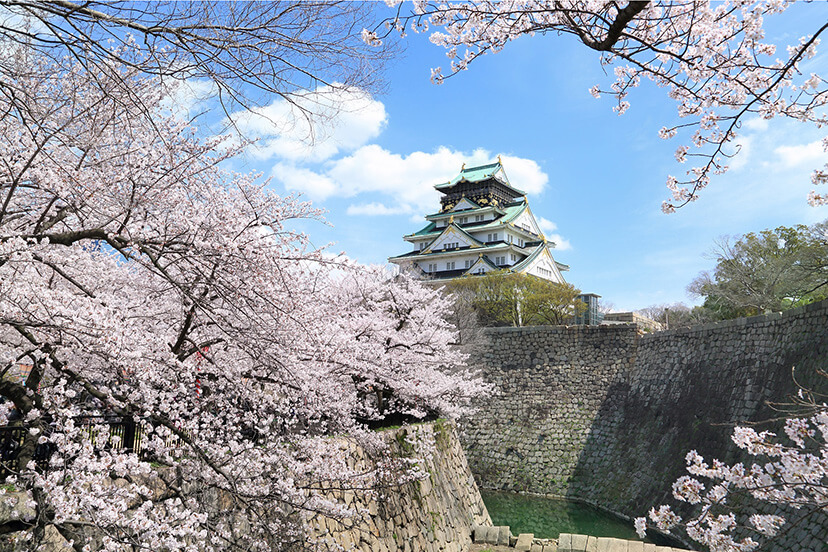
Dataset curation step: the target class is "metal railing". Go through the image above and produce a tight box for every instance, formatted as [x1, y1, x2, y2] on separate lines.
[0, 416, 176, 478]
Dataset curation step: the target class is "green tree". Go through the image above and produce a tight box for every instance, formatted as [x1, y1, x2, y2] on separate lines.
[688, 220, 828, 317]
[445, 271, 585, 327]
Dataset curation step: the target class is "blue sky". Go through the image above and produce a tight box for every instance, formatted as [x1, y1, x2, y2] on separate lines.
[208, 4, 828, 312]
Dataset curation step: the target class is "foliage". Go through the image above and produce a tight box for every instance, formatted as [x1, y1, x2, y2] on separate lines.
[635, 371, 828, 552]
[376, 1, 828, 211]
[688, 221, 828, 317]
[444, 271, 585, 327]
[636, 302, 721, 330]
[0, 48, 488, 550]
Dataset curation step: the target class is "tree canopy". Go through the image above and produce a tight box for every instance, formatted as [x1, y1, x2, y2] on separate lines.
[444, 271, 585, 327]
[688, 220, 828, 316]
[0, 26, 486, 552]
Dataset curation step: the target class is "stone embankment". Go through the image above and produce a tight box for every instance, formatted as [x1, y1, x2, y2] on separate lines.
[462, 299, 828, 552]
[0, 421, 491, 552]
[307, 420, 491, 552]
[469, 529, 694, 552]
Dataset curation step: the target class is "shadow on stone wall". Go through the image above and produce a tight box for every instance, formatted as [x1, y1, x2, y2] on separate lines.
[463, 300, 828, 552]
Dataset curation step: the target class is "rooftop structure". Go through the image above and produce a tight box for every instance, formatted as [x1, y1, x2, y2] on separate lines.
[389, 160, 569, 282]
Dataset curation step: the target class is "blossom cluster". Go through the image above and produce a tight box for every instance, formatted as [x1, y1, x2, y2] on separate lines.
[0, 47, 489, 549]
[635, 413, 828, 551]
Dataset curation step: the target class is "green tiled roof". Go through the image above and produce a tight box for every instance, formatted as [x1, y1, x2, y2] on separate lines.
[467, 255, 501, 272]
[404, 221, 437, 238]
[434, 161, 526, 195]
[412, 203, 530, 240]
[425, 203, 498, 220]
[387, 240, 520, 261]
[511, 245, 544, 272]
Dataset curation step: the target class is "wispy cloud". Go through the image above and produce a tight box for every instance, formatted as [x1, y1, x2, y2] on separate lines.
[774, 139, 826, 167]
[273, 145, 550, 214]
[228, 85, 387, 162]
[536, 217, 572, 251]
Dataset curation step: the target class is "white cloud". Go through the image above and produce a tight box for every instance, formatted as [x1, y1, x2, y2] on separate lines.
[229, 85, 386, 162]
[346, 202, 412, 216]
[500, 155, 548, 194]
[775, 139, 827, 167]
[273, 164, 339, 199]
[536, 217, 572, 251]
[162, 78, 217, 119]
[742, 117, 769, 132]
[728, 135, 753, 171]
[272, 146, 550, 215]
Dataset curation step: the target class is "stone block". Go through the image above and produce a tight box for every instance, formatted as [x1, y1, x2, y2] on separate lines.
[602, 538, 628, 552]
[595, 538, 612, 552]
[483, 527, 498, 544]
[532, 544, 544, 552]
[516, 533, 535, 552]
[586, 536, 598, 552]
[627, 541, 644, 552]
[497, 526, 511, 546]
[471, 525, 488, 543]
[571, 534, 588, 551]
[558, 533, 572, 551]
[542, 543, 558, 552]
[642, 544, 656, 552]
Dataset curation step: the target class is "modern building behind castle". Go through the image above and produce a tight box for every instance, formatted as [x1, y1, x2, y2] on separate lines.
[389, 160, 569, 282]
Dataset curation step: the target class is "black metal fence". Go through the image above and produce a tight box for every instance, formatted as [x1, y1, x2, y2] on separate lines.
[0, 416, 167, 478]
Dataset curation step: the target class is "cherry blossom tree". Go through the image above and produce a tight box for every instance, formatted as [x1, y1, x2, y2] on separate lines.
[0, 1, 389, 114]
[375, 1, 828, 211]
[634, 384, 828, 552]
[0, 46, 487, 550]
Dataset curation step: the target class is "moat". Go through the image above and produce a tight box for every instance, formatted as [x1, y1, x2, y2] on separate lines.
[481, 491, 681, 546]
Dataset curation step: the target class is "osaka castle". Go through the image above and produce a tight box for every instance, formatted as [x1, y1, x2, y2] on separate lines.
[389, 160, 569, 282]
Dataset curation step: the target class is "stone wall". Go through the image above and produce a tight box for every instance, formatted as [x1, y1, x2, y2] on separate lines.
[308, 420, 491, 552]
[2, 421, 490, 552]
[461, 300, 828, 551]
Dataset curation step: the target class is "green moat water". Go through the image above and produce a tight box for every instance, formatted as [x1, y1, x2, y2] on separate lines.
[481, 491, 679, 546]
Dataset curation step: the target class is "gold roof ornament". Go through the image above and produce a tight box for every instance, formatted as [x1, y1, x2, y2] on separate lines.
[497, 155, 502, 164]
[462, 163, 466, 170]
[449, 215, 454, 224]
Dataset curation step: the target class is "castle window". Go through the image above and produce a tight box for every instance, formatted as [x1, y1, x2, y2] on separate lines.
[537, 267, 553, 278]
[427, 263, 437, 272]
[447, 261, 455, 270]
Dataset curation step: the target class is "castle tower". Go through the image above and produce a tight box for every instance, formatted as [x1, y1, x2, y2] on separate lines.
[389, 160, 569, 282]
